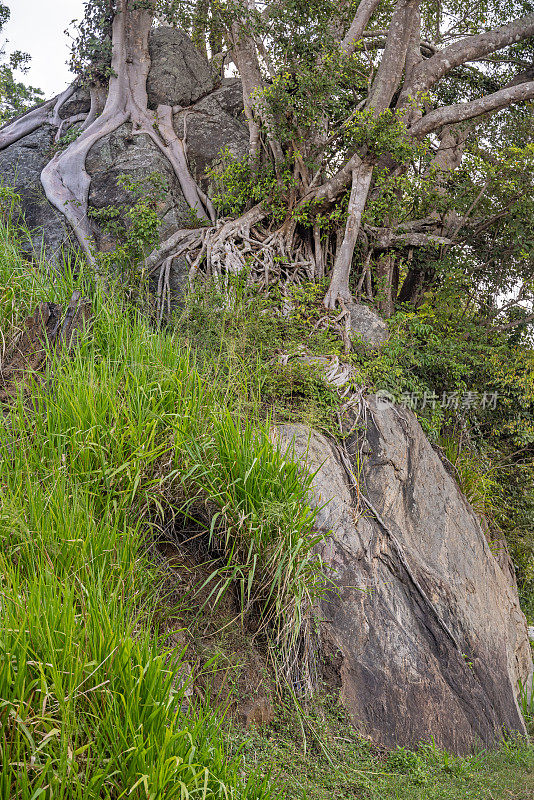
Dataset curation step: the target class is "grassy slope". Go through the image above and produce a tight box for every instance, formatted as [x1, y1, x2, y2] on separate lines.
[0, 223, 533, 798]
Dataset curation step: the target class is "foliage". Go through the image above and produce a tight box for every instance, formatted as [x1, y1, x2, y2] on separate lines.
[0, 2, 43, 122]
[68, 0, 115, 84]
[206, 148, 297, 221]
[0, 262, 280, 798]
[262, 361, 340, 426]
[51, 123, 83, 154]
[179, 411, 326, 666]
[0, 217, 333, 795]
[518, 676, 534, 737]
[89, 172, 167, 281]
[0, 205, 82, 346]
[176, 278, 345, 433]
[439, 436, 501, 520]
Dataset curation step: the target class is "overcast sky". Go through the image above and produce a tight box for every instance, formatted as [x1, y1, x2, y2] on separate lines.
[4, 0, 85, 98]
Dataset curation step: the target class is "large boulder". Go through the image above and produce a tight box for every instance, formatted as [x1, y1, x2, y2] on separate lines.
[348, 302, 389, 347]
[173, 80, 250, 189]
[275, 399, 532, 754]
[147, 26, 214, 109]
[0, 28, 248, 276]
[86, 124, 192, 245]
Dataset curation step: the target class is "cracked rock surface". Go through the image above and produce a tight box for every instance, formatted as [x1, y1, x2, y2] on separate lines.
[275, 397, 532, 753]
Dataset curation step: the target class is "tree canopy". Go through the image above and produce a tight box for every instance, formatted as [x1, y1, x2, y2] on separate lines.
[0, 0, 532, 320]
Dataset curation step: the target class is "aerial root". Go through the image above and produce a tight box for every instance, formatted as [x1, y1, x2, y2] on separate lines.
[150, 211, 325, 305]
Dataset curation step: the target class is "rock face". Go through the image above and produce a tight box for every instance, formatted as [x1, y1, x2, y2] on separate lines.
[275, 399, 532, 754]
[147, 26, 214, 109]
[0, 125, 76, 259]
[174, 80, 250, 189]
[0, 27, 248, 272]
[86, 124, 191, 245]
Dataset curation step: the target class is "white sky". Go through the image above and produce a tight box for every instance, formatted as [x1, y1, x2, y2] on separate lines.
[3, 0, 86, 98]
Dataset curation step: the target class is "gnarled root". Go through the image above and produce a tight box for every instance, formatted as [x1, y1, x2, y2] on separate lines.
[2, 1, 214, 265]
[147, 202, 328, 316]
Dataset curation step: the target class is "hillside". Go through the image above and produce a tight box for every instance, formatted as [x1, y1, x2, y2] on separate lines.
[0, 209, 533, 797]
[0, 1, 533, 797]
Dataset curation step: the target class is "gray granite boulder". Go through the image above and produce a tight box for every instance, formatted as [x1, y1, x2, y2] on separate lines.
[174, 80, 249, 189]
[348, 302, 389, 347]
[58, 87, 91, 119]
[147, 26, 214, 109]
[275, 400, 532, 753]
[86, 124, 191, 245]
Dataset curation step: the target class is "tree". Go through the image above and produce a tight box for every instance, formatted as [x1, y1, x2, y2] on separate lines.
[0, 0, 532, 318]
[0, 3, 43, 122]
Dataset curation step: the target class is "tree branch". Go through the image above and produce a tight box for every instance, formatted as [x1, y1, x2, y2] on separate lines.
[367, 0, 420, 112]
[492, 311, 534, 331]
[0, 97, 56, 150]
[341, 0, 383, 55]
[401, 13, 534, 99]
[409, 80, 534, 137]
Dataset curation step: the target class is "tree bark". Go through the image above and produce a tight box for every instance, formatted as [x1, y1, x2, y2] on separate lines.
[0, 97, 57, 150]
[367, 0, 421, 113]
[409, 80, 534, 137]
[323, 163, 373, 309]
[341, 0, 383, 55]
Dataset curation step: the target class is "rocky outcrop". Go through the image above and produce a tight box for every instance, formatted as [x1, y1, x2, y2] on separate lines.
[147, 26, 214, 109]
[174, 80, 249, 190]
[86, 124, 191, 246]
[0, 28, 248, 272]
[275, 399, 532, 754]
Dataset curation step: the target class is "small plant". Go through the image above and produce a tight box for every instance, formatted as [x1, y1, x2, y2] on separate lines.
[518, 676, 534, 734]
[89, 171, 167, 284]
[206, 148, 296, 221]
[178, 410, 328, 674]
[439, 436, 501, 520]
[263, 360, 340, 431]
[50, 122, 82, 154]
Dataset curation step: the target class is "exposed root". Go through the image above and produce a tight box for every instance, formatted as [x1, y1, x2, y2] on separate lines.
[323, 163, 374, 310]
[156, 255, 173, 326]
[0, 97, 57, 150]
[3, 2, 214, 263]
[81, 84, 108, 131]
[145, 198, 346, 326]
[54, 113, 87, 143]
[50, 85, 77, 127]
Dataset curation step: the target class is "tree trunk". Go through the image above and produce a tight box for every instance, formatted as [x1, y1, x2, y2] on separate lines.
[323, 163, 373, 309]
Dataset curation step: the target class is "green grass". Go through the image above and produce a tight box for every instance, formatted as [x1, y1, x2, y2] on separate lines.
[0, 220, 323, 797]
[179, 411, 326, 665]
